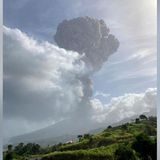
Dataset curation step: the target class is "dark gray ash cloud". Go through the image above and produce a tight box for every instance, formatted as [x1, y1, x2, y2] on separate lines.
[54, 17, 119, 70]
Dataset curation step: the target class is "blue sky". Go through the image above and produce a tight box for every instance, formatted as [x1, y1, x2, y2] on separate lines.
[3, 0, 157, 137]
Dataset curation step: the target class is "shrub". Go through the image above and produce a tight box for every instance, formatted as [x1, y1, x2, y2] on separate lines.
[144, 124, 156, 136]
[107, 125, 112, 129]
[135, 118, 140, 124]
[121, 124, 128, 130]
[132, 133, 156, 160]
[139, 115, 147, 120]
[114, 144, 138, 160]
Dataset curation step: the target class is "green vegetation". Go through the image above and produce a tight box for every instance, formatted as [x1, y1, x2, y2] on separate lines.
[3, 116, 157, 160]
[114, 144, 138, 160]
[132, 133, 156, 160]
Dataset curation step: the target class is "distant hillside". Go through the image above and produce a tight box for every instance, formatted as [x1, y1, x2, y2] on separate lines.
[8, 109, 156, 146]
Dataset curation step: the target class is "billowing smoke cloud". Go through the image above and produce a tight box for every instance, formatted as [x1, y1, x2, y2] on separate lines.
[3, 26, 88, 122]
[54, 17, 120, 119]
[54, 17, 119, 70]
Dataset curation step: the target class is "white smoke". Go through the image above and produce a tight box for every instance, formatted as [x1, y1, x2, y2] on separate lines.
[3, 26, 88, 122]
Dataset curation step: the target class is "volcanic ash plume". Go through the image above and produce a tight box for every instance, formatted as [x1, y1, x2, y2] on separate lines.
[54, 17, 119, 71]
[54, 17, 120, 121]
[3, 18, 120, 140]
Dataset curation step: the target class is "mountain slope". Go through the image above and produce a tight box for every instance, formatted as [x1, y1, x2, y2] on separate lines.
[9, 109, 156, 146]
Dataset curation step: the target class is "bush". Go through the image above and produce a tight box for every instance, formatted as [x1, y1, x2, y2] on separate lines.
[121, 124, 128, 130]
[148, 116, 156, 122]
[4, 152, 13, 160]
[41, 150, 114, 160]
[107, 125, 112, 129]
[139, 115, 147, 120]
[14, 143, 41, 156]
[97, 138, 115, 147]
[132, 133, 156, 160]
[135, 118, 140, 124]
[114, 144, 138, 160]
[144, 124, 156, 136]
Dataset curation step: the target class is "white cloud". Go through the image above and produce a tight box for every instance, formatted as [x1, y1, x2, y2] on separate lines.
[3, 26, 87, 123]
[94, 91, 111, 98]
[90, 98, 104, 113]
[91, 88, 156, 123]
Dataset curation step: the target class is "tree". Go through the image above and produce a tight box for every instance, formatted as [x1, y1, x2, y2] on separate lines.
[14, 143, 41, 156]
[5, 152, 13, 160]
[89, 136, 93, 143]
[32, 144, 41, 154]
[132, 133, 156, 160]
[83, 134, 92, 139]
[14, 143, 24, 155]
[107, 125, 112, 129]
[144, 124, 156, 136]
[77, 135, 83, 141]
[148, 116, 157, 122]
[135, 118, 140, 123]
[7, 145, 13, 151]
[121, 124, 128, 130]
[139, 114, 147, 120]
[115, 144, 138, 160]
[5, 145, 13, 160]
[148, 116, 157, 128]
